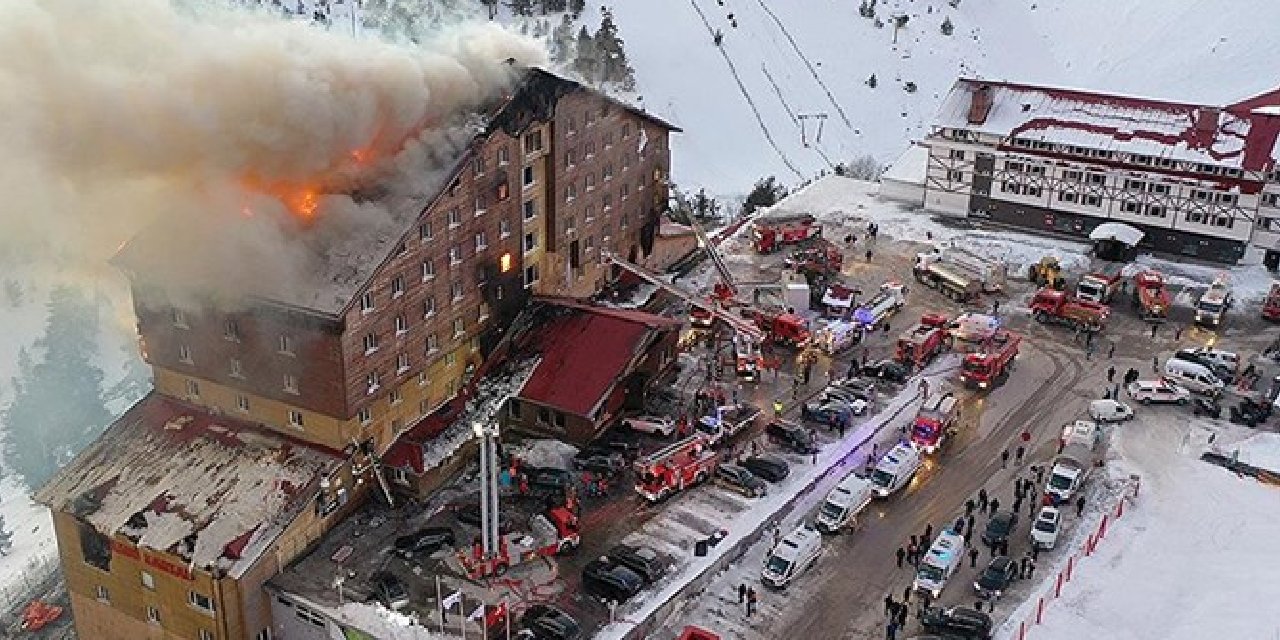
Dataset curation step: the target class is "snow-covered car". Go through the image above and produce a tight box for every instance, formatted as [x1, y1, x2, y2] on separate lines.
[622, 415, 676, 437]
[1127, 379, 1191, 405]
[1089, 399, 1134, 423]
[1031, 506, 1062, 550]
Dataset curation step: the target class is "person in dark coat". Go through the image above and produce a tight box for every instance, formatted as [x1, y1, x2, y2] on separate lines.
[1107, 366, 1116, 383]
[967, 514, 976, 538]
[965, 498, 976, 516]
[989, 498, 1000, 515]
[886, 621, 899, 640]
[1019, 557, 1030, 579]
[1001, 449, 1010, 468]
[954, 517, 965, 535]
[968, 546, 979, 567]
[896, 547, 906, 568]
[923, 523, 933, 543]
[909, 534, 918, 549]
[739, 583, 747, 604]
[979, 488, 989, 511]
[902, 585, 912, 603]
[1012, 496, 1023, 515]
[1015, 445, 1026, 464]
[1076, 494, 1086, 517]
[884, 594, 895, 615]
[896, 603, 908, 627]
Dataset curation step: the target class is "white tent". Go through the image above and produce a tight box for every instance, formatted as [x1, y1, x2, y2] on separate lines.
[1089, 222, 1144, 247]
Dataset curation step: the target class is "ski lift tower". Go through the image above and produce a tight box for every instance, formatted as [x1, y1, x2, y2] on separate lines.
[473, 422, 502, 558]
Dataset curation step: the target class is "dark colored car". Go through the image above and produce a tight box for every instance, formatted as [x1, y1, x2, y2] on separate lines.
[582, 558, 645, 603]
[519, 604, 582, 640]
[821, 385, 873, 411]
[525, 466, 575, 490]
[919, 606, 994, 639]
[369, 571, 410, 610]
[740, 454, 791, 482]
[715, 463, 768, 497]
[982, 511, 1019, 546]
[606, 544, 667, 584]
[1172, 349, 1235, 383]
[765, 421, 820, 454]
[832, 377, 878, 401]
[862, 359, 911, 383]
[973, 556, 1018, 599]
[801, 400, 854, 427]
[573, 448, 627, 474]
[393, 527, 456, 556]
[453, 503, 511, 533]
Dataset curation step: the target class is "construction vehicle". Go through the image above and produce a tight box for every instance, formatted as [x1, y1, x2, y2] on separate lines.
[895, 315, 952, 369]
[459, 507, 581, 579]
[1194, 275, 1233, 328]
[753, 212, 823, 254]
[912, 255, 983, 302]
[914, 246, 1007, 294]
[1029, 288, 1109, 332]
[634, 434, 720, 502]
[1132, 270, 1172, 322]
[1027, 256, 1066, 290]
[1264, 283, 1280, 321]
[1075, 263, 1126, 304]
[910, 392, 960, 454]
[958, 330, 1021, 390]
[697, 404, 763, 446]
[854, 282, 908, 330]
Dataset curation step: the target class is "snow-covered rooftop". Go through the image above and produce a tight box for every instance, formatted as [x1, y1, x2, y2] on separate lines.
[934, 79, 1280, 172]
[34, 392, 343, 578]
[881, 143, 928, 185]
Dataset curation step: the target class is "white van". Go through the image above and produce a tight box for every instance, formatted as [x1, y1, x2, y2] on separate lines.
[1163, 359, 1224, 397]
[869, 442, 923, 498]
[913, 531, 965, 598]
[1089, 399, 1134, 423]
[761, 525, 822, 589]
[814, 473, 874, 534]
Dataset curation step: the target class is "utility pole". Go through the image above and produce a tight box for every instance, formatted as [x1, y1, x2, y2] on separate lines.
[797, 113, 829, 147]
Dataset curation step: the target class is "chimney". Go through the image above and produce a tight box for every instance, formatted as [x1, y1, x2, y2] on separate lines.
[1194, 107, 1220, 144]
[968, 84, 994, 125]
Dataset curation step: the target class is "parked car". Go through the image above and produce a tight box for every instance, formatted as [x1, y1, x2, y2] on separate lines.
[453, 503, 510, 533]
[582, 558, 645, 603]
[519, 604, 582, 640]
[1089, 399, 1134, 423]
[740, 454, 791, 482]
[818, 386, 871, 414]
[973, 556, 1017, 599]
[801, 400, 854, 427]
[765, 421, 820, 454]
[861, 359, 911, 383]
[832, 378, 878, 402]
[1031, 506, 1062, 550]
[622, 415, 677, 437]
[394, 527, 456, 557]
[981, 511, 1019, 546]
[369, 572, 410, 610]
[605, 544, 667, 584]
[1127, 379, 1190, 405]
[1173, 348, 1236, 382]
[573, 448, 627, 474]
[525, 466, 575, 493]
[920, 606, 993, 639]
[715, 463, 768, 497]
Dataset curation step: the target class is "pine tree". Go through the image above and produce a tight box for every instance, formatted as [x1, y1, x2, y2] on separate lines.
[867, 73, 878, 88]
[549, 14, 575, 63]
[941, 16, 954, 35]
[508, 0, 534, 17]
[568, 0, 585, 18]
[743, 177, 788, 215]
[479, 0, 498, 19]
[573, 25, 600, 84]
[593, 8, 635, 89]
[2, 286, 112, 489]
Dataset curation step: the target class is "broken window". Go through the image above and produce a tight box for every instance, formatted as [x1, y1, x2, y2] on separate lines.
[79, 521, 112, 571]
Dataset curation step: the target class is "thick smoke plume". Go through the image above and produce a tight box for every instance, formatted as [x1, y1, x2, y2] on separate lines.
[0, 0, 546, 307]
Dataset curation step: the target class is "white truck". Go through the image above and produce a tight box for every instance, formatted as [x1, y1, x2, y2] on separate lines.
[1044, 442, 1099, 506]
[1194, 275, 1233, 328]
[913, 530, 966, 598]
[915, 246, 1008, 293]
[854, 282, 907, 331]
[814, 473, 874, 534]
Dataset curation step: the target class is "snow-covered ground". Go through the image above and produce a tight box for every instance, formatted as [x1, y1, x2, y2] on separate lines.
[1006, 417, 1280, 640]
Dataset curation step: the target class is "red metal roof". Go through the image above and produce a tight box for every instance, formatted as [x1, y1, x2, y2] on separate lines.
[517, 303, 679, 417]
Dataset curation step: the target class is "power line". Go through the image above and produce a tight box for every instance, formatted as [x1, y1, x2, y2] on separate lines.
[752, 0, 855, 131]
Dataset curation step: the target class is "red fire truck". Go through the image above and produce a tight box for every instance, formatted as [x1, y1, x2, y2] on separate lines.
[634, 434, 720, 502]
[753, 212, 823, 254]
[910, 392, 960, 454]
[959, 330, 1021, 390]
[1132, 270, 1172, 322]
[895, 314, 952, 369]
[458, 507, 581, 579]
[1029, 288, 1109, 332]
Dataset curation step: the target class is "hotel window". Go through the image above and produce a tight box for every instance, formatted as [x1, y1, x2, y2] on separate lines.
[448, 208, 462, 228]
[1187, 211, 1206, 224]
[524, 232, 538, 254]
[446, 352, 458, 367]
[1192, 190, 1212, 202]
[95, 585, 109, 602]
[360, 292, 374, 313]
[230, 358, 243, 378]
[185, 379, 200, 398]
[603, 194, 613, 211]
[1148, 183, 1170, 195]
[276, 336, 292, 357]
[524, 264, 540, 287]
[397, 353, 410, 373]
[283, 373, 299, 394]
[422, 259, 436, 281]
[147, 606, 161, 624]
[1122, 201, 1141, 213]
[423, 296, 437, 318]
[565, 183, 577, 203]
[224, 318, 240, 342]
[604, 132, 614, 148]
[236, 395, 250, 412]
[288, 410, 304, 428]
[392, 276, 405, 298]
[523, 130, 542, 154]
[1087, 173, 1106, 185]
[390, 387, 402, 405]
[1218, 193, 1238, 205]
[1057, 190, 1078, 203]
[585, 173, 596, 191]
[453, 318, 465, 338]
[947, 170, 963, 182]
[395, 315, 408, 335]
[178, 344, 193, 364]
[358, 408, 372, 425]
[498, 147, 510, 166]
[621, 183, 629, 200]
[395, 241, 407, 257]
[1083, 194, 1102, 207]
[1213, 215, 1235, 228]
[603, 164, 614, 181]
[1124, 179, 1146, 191]
[949, 149, 965, 160]
[141, 572, 155, 590]
[171, 308, 188, 329]
[366, 371, 381, 394]
[524, 199, 538, 220]
[450, 245, 462, 265]
[1263, 193, 1280, 208]
[475, 231, 488, 252]
[418, 371, 428, 386]
[566, 116, 577, 135]
[427, 333, 440, 353]
[451, 281, 464, 301]
[585, 205, 595, 223]
[420, 221, 433, 241]
[564, 149, 576, 168]
[362, 333, 379, 354]
[472, 156, 486, 177]
[1145, 205, 1167, 218]
[522, 166, 534, 187]
[585, 141, 596, 158]
[500, 218, 512, 238]
[1063, 170, 1083, 182]
[474, 195, 486, 216]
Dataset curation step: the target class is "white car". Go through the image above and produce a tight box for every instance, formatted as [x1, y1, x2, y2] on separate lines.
[622, 415, 676, 437]
[1089, 399, 1134, 423]
[1126, 379, 1191, 405]
[1191, 348, 1240, 372]
[1031, 506, 1062, 550]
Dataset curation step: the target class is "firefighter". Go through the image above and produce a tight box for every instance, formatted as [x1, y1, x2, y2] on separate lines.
[773, 399, 784, 418]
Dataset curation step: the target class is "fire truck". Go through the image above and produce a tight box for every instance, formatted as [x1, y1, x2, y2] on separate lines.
[1264, 283, 1280, 321]
[855, 282, 908, 330]
[910, 392, 960, 454]
[1029, 288, 1109, 332]
[753, 212, 823, 254]
[895, 315, 952, 369]
[1076, 263, 1126, 304]
[634, 434, 720, 502]
[1132, 270, 1172, 322]
[959, 330, 1021, 390]
[458, 507, 581, 579]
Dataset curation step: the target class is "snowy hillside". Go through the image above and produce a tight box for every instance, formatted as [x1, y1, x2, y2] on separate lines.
[606, 0, 1280, 194]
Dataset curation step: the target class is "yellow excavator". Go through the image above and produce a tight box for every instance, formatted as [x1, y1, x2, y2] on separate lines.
[1027, 256, 1066, 290]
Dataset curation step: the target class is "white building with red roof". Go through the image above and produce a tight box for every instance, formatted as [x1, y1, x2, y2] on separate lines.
[918, 78, 1280, 264]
